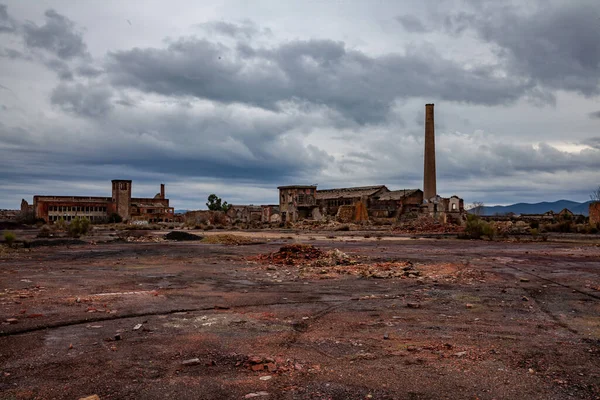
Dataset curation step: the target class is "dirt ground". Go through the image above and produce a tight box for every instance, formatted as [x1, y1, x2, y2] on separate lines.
[1, 229, 600, 400]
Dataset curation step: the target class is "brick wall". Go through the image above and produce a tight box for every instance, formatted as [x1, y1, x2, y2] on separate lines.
[590, 203, 600, 226]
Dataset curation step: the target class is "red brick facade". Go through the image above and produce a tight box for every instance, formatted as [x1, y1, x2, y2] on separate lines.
[590, 202, 600, 227]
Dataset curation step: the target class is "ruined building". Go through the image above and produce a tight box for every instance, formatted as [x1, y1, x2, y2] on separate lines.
[277, 104, 465, 223]
[278, 186, 318, 223]
[590, 202, 600, 227]
[22, 180, 175, 224]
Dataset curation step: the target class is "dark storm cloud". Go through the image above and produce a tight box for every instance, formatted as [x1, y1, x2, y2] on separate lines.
[589, 111, 600, 119]
[50, 83, 113, 117]
[0, 3, 16, 32]
[444, 1, 600, 96]
[107, 37, 532, 124]
[0, 98, 334, 188]
[22, 9, 88, 60]
[582, 137, 600, 150]
[395, 15, 429, 33]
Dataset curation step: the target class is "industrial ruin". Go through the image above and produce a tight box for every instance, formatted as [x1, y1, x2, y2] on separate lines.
[278, 104, 464, 224]
[21, 180, 175, 224]
[10, 104, 464, 227]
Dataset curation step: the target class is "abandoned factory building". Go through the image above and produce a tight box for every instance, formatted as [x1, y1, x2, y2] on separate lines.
[22, 180, 175, 224]
[278, 104, 465, 223]
[278, 185, 432, 223]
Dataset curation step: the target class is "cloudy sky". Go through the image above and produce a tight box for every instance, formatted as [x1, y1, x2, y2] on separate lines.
[0, 0, 599, 210]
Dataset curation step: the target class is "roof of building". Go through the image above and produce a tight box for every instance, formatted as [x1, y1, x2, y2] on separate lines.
[316, 185, 388, 200]
[277, 185, 317, 189]
[376, 189, 421, 201]
[131, 202, 170, 208]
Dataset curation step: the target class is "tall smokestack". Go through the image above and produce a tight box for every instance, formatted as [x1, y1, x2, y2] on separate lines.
[423, 104, 436, 200]
[160, 184, 165, 199]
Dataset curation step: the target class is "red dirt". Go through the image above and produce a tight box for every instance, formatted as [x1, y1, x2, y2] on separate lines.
[1, 230, 600, 399]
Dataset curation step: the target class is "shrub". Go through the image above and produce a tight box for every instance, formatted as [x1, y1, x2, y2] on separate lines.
[530, 228, 539, 239]
[3, 231, 16, 247]
[68, 217, 90, 237]
[54, 218, 67, 231]
[529, 220, 539, 229]
[557, 221, 572, 233]
[37, 225, 52, 238]
[108, 213, 123, 223]
[463, 215, 496, 240]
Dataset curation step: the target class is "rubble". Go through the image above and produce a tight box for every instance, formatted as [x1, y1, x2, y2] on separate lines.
[393, 216, 463, 234]
[122, 235, 164, 243]
[201, 234, 258, 245]
[251, 244, 420, 279]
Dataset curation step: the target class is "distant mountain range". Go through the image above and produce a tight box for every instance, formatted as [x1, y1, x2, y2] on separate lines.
[476, 200, 594, 216]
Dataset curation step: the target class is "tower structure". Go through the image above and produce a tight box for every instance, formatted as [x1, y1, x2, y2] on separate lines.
[423, 104, 437, 201]
[112, 179, 132, 221]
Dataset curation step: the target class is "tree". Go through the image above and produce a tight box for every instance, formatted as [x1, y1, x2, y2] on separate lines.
[206, 194, 231, 212]
[468, 201, 485, 216]
[591, 186, 600, 203]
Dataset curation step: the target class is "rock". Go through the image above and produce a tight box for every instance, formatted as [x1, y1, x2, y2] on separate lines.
[5, 318, 18, 324]
[114, 334, 121, 341]
[454, 351, 467, 357]
[406, 303, 420, 309]
[383, 333, 390, 340]
[248, 356, 263, 364]
[244, 392, 269, 398]
[79, 396, 100, 400]
[259, 375, 272, 381]
[465, 303, 473, 309]
[251, 364, 265, 371]
[133, 323, 143, 331]
[182, 358, 201, 366]
[372, 271, 391, 279]
[265, 362, 277, 372]
[522, 296, 529, 302]
[520, 277, 530, 282]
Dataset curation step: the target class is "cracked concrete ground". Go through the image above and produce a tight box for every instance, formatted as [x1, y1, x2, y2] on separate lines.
[1, 231, 600, 399]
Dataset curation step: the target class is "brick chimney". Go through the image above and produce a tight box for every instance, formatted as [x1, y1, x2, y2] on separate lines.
[160, 184, 165, 200]
[423, 104, 437, 201]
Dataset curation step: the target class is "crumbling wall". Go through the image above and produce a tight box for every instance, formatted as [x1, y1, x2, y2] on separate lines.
[185, 210, 230, 226]
[336, 205, 355, 223]
[590, 203, 600, 227]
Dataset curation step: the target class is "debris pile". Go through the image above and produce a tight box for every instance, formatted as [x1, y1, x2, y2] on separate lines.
[256, 244, 326, 265]
[252, 244, 419, 279]
[201, 234, 257, 245]
[394, 216, 463, 234]
[123, 235, 164, 243]
[240, 354, 312, 374]
[164, 231, 203, 241]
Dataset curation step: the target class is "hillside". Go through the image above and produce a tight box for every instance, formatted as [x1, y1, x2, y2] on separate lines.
[477, 200, 593, 216]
